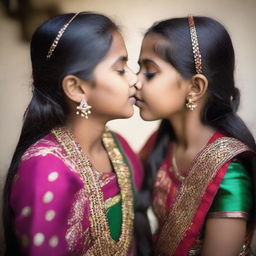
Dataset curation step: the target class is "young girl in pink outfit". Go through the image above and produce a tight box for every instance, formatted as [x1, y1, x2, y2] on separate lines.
[3, 12, 142, 256]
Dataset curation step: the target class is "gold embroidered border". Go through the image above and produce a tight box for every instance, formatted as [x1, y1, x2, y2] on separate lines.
[52, 127, 134, 255]
[105, 194, 121, 210]
[155, 137, 250, 255]
[65, 188, 90, 253]
[208, 211, 249, 220]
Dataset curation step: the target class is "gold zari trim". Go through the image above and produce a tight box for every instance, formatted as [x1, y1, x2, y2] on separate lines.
[52, 127, 134, 255]
[105, 194, 121, 210]
[155, 137, 250, 255]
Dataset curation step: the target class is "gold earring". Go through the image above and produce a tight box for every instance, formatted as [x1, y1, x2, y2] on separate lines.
[76, 99, 92, 119]
[186, 97, 197, 111]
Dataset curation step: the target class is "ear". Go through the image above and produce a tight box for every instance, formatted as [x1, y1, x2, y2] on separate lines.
[62, 75, 89, 103]
[187, 74, 208, 101]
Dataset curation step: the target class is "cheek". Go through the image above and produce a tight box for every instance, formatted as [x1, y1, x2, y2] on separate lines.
[141, 82, 185, 118]
[90, 79, 132, 116]
[96, 78, 128, 101]
[142, 81, 170, 107]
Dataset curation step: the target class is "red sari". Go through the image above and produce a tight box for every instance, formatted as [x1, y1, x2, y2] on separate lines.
[140, 131, 255, 256]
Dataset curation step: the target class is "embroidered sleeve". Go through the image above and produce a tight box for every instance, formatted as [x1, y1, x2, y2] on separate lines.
[208, 161, 253, 220]
[10, 153, 83, 255]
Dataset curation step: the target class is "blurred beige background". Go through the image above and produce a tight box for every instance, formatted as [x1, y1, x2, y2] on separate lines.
[0, 0, 256, 252]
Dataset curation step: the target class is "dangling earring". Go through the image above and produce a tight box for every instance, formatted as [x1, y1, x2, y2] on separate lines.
[76, 99, 92, 119]
[186, 97, 197, 111]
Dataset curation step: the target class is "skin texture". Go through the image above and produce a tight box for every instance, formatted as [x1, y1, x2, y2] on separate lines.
[137, 33, 247, 255]
[61, 31, 138, 173]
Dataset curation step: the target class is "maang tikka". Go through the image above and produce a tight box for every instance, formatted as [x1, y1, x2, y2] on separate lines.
[76, 99, 92, 119]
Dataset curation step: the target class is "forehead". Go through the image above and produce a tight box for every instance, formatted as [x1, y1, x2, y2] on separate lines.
[102, 32, 128, 63]
[139, 33, 168, 60]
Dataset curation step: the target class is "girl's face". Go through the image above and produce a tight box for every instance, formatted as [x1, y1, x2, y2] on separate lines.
[89, 32, 137, 120]
[136, 34, 190, 121]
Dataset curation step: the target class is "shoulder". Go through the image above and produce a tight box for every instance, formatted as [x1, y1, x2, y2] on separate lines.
[209, 132, 252, 153]
[21, 134, 79, 173]
[209, 159, 253, 218]
[22, 134, 66, 162]
[12, 134, 83, 204]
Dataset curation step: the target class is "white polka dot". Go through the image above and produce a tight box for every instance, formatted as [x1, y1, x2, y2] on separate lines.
[21, 234, 29, 247]
[43, 191, 54, 203]
[45, 210, 56, 221]
[21, 206, 31, 217]
[49, 235, 59, 247]
[48, 172, 59, 182]
[33, 233, 45, 246]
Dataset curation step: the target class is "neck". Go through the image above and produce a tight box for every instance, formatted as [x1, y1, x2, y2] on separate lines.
[66, 115, 106, 155]
[169, 109, 215, 151]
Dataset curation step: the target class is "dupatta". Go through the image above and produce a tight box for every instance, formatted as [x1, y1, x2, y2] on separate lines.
[155, 136, 254, 256]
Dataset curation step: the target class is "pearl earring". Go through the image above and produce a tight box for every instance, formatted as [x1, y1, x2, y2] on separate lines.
[76, 99, 92, 119]
[186, 97, 197, 111]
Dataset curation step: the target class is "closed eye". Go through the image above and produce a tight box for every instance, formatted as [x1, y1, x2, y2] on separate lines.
[117, 69, 126, 75]
[143, 72, 157, 80]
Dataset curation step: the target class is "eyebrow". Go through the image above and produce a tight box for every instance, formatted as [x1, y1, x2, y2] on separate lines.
[112, 56, 128, 66]
[138, 58, 158, 66]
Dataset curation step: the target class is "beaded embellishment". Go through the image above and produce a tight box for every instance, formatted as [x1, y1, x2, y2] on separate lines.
[188, 15, 203, 74]
[46, 13, 80, 59]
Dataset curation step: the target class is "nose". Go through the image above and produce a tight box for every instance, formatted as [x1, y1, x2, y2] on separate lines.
[134, 79, 142, 90]
[125, 67, 138, 87]
[134, 71, 143, 90]
[128, 77, 138, 87]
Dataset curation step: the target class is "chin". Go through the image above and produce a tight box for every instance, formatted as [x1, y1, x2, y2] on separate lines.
[118, 107, 134, 119]
[139, 110, 158, 121]
[124, 109, 134, 118]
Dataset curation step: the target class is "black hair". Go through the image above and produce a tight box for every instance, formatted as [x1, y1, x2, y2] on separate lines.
[2, 11, 118, 255]
[135, 16, 256, 256]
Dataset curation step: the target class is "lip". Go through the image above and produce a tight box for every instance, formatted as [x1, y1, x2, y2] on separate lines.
[129, 96, 136, 105]
[134, 97, 144, 107]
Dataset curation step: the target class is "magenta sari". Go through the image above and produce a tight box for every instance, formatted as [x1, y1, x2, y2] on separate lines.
[10, 127, 142, 255]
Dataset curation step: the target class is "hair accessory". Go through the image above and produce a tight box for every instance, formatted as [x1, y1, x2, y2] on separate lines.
[188, 15, 203, 74]
[186, 96, 197, 111]
[46, 12, 80, 59]
[76, 99, 92, 119]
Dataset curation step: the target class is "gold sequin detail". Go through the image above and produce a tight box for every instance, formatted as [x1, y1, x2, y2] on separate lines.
[188, 15, 203, 74]
[155, 137, 250, 255]
[52, 127, 134, 255]
[105, 194, 121, 210]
